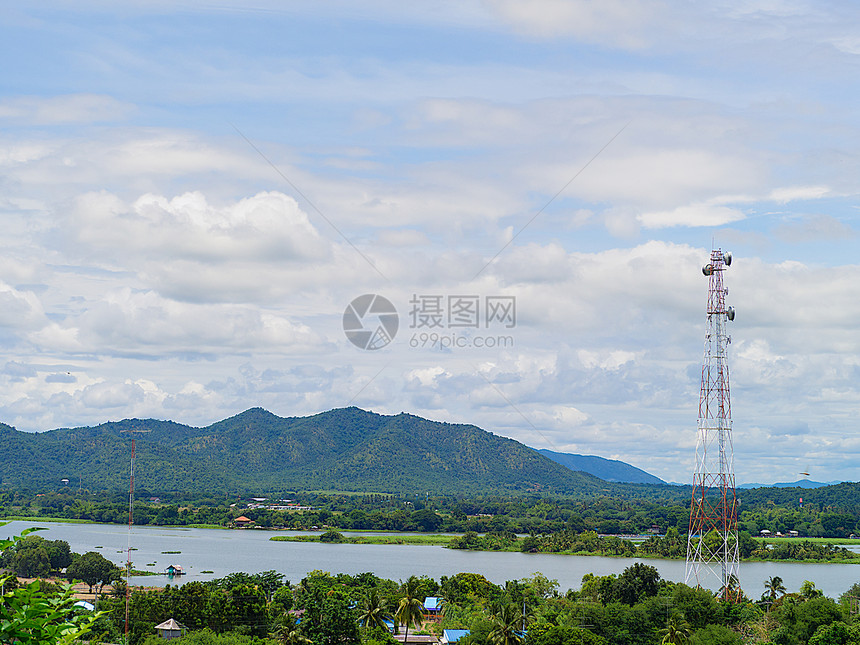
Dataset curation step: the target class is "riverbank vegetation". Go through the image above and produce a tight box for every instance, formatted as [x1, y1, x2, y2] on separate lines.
[447, 527, 860, 563]
[5, 487, 860, 538]
[11, 558, 860, 645]
[6, 525, 860, 645]
[5, 487, 860, 567]
[266, 527, 860, 565]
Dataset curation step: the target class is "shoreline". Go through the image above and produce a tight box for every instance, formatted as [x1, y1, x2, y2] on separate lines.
[6, 518, 858, 566]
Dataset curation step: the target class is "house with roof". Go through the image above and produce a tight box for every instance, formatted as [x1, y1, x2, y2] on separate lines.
[165, 564, 184, 577]
[423, 596, 443, 621]
[233, 515, 254, 527]
[155, 618, 185, 640]
[442, 629, 470, 644]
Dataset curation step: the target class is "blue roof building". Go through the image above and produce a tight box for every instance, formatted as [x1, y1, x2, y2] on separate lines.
[423, 596, 443, 612]
[442, 629, 470, 644]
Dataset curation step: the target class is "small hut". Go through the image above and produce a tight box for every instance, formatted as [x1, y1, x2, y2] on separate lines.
[155, 618, 185, 640]
[165, 564, 184, 577]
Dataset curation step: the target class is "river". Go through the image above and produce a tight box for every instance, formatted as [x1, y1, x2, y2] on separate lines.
[3, 520, 859, 600]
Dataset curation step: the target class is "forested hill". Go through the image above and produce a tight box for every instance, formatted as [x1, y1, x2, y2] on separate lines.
[0, 407, 629, 496]
[537, 449, 665, 484]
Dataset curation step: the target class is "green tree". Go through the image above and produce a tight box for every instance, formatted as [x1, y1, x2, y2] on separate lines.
[772, 595, 842, 645]
[359, 589, 392, 630]
[66, 551, 121, 594]
[718, 574, 742, 602]
[525, 624, 606, 645]
[613, 563, 661, 605]
[299, 582, 358, 645]
[487, 602, 524, 645]
[45, 540, 73, 571]
[395, 576, 425, 645]
[808, 621, 860, 645]
[272, 585, 294, 612]
[411, 509, 443, 532]
[764, 576, 787, 604]
[272, 614, 312, 645]
[737, 531, 757, 559]
[227, 583, 267, 637]
[12, 544, 51, 578]
[440, 572, 501, 605]
[672, 584, 724, 629]
[800, 580, 823, 599]
[689, 624, 742, 645]
[661, 614, 692, 645]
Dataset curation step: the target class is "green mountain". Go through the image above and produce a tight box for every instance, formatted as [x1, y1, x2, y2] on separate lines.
[0, 408, 615, 496]
[537, 449, 666, 485]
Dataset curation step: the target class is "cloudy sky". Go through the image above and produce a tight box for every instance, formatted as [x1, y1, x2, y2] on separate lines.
[3, 1, 860, 484]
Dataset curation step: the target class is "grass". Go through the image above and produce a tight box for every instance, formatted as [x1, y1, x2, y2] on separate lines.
[0, 516, 96, 524]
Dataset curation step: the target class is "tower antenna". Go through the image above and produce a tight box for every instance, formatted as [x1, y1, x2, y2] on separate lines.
[125, 437, 135, 643]
[686, 248, 740, 600]
[121, 428, 149, 643]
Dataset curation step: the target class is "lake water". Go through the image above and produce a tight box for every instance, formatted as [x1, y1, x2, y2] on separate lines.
[4, 520, 860, 600]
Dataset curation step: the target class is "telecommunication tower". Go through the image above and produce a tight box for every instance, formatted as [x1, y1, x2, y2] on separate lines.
[685, 248, 739, 599]
[121, 428, 149, 643]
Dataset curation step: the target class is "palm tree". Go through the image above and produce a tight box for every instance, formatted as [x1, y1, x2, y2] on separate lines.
[271, 614, 311, 645]
[660, 614, 691, 645]
[764, 576, 787, 604]
[359, 589, 392, 631]
[488, 602, 524, 645]
[718, 574, 741, 601]
[111, 578, 127, 599]
[395, 576, 425, 645]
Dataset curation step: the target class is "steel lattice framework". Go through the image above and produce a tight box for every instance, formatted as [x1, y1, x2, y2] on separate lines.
[685, 248, 739, 599]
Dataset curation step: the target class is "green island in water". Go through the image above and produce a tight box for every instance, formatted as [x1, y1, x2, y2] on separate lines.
[270, 528, 860, 564]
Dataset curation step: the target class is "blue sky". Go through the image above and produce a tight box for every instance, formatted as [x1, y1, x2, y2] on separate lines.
[3, 1, 860, 484]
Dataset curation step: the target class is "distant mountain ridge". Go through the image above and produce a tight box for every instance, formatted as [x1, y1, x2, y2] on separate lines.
[738, 480, 841, 489]
[537, 449, 665, 485]
[0, 407, 619, 496]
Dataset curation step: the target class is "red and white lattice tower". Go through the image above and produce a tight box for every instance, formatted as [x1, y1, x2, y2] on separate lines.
[685, 248, 739, 598]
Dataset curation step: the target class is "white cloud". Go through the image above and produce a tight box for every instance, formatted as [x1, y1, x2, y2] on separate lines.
[4, 2, 860, 485]
[768, 185, 830, 203]
[0, 283, 45, 329]
[639, 203, 747, 229]
[44, 288, 329, 357]
[0, 94, 133, 125]
[68, 190, 329, 265]
[485, 0, 670, 47]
